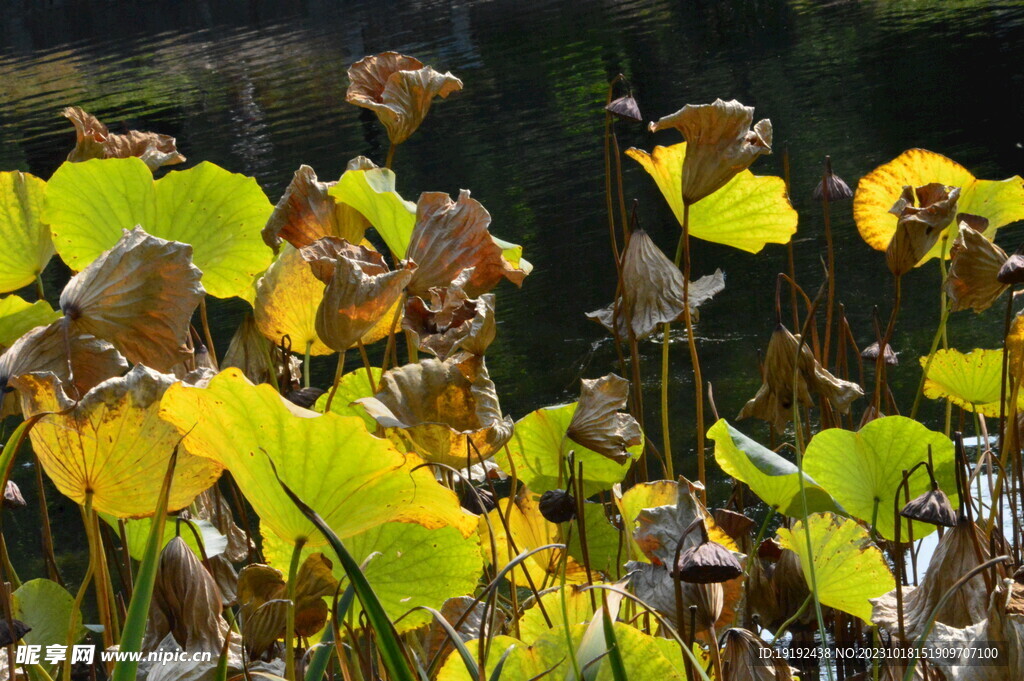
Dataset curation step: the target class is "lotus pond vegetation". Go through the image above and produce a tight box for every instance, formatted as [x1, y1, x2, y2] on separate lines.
[1, 27, 1024, 681]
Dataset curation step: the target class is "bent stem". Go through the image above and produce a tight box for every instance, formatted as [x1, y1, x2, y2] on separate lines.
[678, 202, 706, 499]
[820, 158, 836, 370]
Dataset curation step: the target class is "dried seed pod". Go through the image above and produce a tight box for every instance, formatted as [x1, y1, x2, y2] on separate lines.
[813, 156, 853, 202]
[3, 479, 25, 509]
[285, 386, 326, 409]
[861, 341, 898, 366]
[606, 94, 642, 123]
[539, 489, 576, 523]
[900, 487, 957, 528]
[673, 522, 744, 584]
[998, 253, 1024, 285]
[0, 618, 31, 646]
[458, 486, 496, 515]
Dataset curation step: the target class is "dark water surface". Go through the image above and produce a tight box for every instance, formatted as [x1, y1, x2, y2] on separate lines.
[3, 0, 1024, 577]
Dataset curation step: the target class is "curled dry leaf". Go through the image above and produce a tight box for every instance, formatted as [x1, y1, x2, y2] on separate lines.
[292, 553, 339, 637]
[192, 486, 251, 563]
[403, 273, 496, 359]
[144, 537, 226, 655]
[886, 183, 961, 276]
[738, 324, 863, 430]
[346, 52, 463, 145]
[587, 230, 725, 340]
[3, 480, 25, 509]
[300, 237, 415, 352]
[261, 164, 368, 251]
[222, 312, 302, 390]
[606, 94, 643, 123]
[60, 227, 204, 373]
[63, 106, 185, 170]
[407, 190, 529, 297]
[946, 219, 1008, 313]
[357, 353, 514, 467]
[237, 564, 287, 660]
[625, 561, 730, 637]
[721, 627, 796, 681]
[255, 244, 334, 356]
[11, 365, 222, 518]
[566, 373, 641, 464]
[649, 98, 772, 204]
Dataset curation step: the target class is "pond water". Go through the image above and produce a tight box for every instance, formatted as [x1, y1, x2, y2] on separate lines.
[3, 0, 1024, 579]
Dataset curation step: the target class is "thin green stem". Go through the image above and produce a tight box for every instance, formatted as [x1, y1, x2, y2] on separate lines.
[303, 340, 312, 389]
[770, 593, 812, 645]
[324, 350, 347, 412]
[285, 537, 308, 681]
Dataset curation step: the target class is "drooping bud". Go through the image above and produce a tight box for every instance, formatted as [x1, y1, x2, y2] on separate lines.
[285, 386, 326, 409]
[539, 489, 576, 523]
[900, 487, 957, 528]
[813, 156, 853, 202]
[458, 486, 496, 515]
[606, 94, 643, 123]
[861, 341, 898, 366]
[998, 251, 1024, 285]
[3, 480, 25, 509]
[673, 520, 744, 584]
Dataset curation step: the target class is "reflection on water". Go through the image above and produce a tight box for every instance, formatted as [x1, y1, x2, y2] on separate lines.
[3, 0, 1024, 579]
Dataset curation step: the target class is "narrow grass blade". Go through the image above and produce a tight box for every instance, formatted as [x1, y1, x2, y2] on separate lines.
[488, 645, 515, 681]
[414, 606, 479, 679]
[600, 607, 627, 681]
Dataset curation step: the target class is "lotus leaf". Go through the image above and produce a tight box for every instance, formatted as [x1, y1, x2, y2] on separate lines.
[631, 482, 740, 565]
[357, 353, 514, 467]
[301, 237, 415, 352]
[565, 502, 622, 577]
[403, 279, 496, 359]
[44, 157, 273, 299]
[437, 626, 583, 681]
[854, 148, 1024, 263]
[0, 171, 53, 293]
[60, 227, 203, 372]
[613, 480, 679, 561]
[627, 142, 796, 253]
[946, 220, 1008, 313]
[885, 183, 960, 275]
[803, 416, 956, 540]
[13, 365, 222, 517]
[328, 164, 417, 258]
[625, 560, 739, 635]
[346, 52, 463, 146]
[776, 513, 895, 623]
[63, 106, 185, 170]
[586, 229, 725, 339]
[649, 98, 773, 205]
[13, 579, 86, 673]
[262, 520, 481, 633]
[160, 368, 476, 548]
[496, 402, 638, 497]
[315, 366, 382, 430]
[517, 584, 597, 644]
[0, 295, 59, 349]
[254, 244, 333, 356]
[708, 419, 840, 517]
[101, 513, 229, 561]
[566, 374, 642, 464]
[262, 164, 367, 251]
[920, 348, 1019, 417]
[406, 190, 529, 297]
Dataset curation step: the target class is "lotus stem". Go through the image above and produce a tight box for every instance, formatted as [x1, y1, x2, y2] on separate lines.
[303, 340, 313, 388]
[783, 147, 799, 331]
[34, 454, 63, 586]
[285, 536, 308, 681]
[872, 274, 902, 414]
[356, 340, 376, 393]
[572, 461, 597, 609]
[678, 202, 707, 499]
[910, 301, 951, 420]
[325, 350, 347, 412]
[0, 532, 20, 589]
[66, 497, 97, 681]
[821, 161, 837, 371]
[385, 143, 396, 170]
[744, 509, 775, 578]
[35, 274, 45, 301]
[770, 593, 812, 646]
[199, 298, 217, 366]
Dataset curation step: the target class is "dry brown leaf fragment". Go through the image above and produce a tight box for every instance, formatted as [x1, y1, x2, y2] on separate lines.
[60, 227, 204, 373]
[945, 218, 1008, 313]
[566, 373, 641, 464]
[346, 52, 463, 145]
[292, 553, 339, 637]
[63, 106, 185, 170]
[356, 353, 514, 467]
[720, 627, 796, 680]
[407, 190, 528, 297]
[192, 487, 251, 564]
[262, 164, 368, 251]
[2, 480, 25, 509]
[886, 183, 961, 275]
[403, 271, 496, 359]
[145, 537, 226, 655]
[237, 563, 287, 660]
[649, 98, 772, 204]
[222, 312, 301, 390]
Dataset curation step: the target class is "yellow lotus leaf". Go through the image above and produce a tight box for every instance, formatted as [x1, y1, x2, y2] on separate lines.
[0, 296, 60, 349]
[222, 312, 301, 388]
[626, 142, 797, 253]
[60, 227, 204, 372]
[479, 489, 588, 587]
[920, 348, 1022, 417]
[12, 365, 222, 517]
[854, 148, 1024, 263]
[0, 171, 54, 293]
[62, 106, 185, 170]
[254, 244, 333, 356]
[261, 164, 367, 251]
[160, 368, 475, 548]
[1007, 313, 1024, 385]
[346, 52, 463, 146]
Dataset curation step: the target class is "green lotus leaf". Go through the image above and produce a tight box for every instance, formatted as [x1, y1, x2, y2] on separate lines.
[254, 244, 334, 356]
[0, 171, 53, 293]
[44, 157, 273, 299]
[0, 295, 60, 348]
[328, 166, 416, 258]
[920, 348, 1018, 417]
[627, 142, 797, 253]
[314, 366, 382, 432]
[13, 579, 86, 673]
[566, 502, 622, 578]
[708, 418, 841, 517]
[100, 513, 229, 561]
[160, 368, 477, 549]
[495, 403, 639, 497]
[517, 584, 597, 644]
[437, 627, 583, 681]
[262, 520, 481, 633]
[803, 415, 957, 541]
[776, 513, 895, 623]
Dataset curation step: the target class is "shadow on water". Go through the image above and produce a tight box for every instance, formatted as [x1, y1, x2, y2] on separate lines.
[2, 0, 1024, 588]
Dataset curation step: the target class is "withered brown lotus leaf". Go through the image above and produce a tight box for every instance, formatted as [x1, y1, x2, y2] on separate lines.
[60, 227, 204, 373]
[192, 487, 251, 563]
[745, 551, 781, 628]
[738, 324, 864, 430]
[63, 106, 185, 170]
[0, 320, 127, 398]
[721, 627, 795, 681]
[871, 517, 990, 638]
[566, 373, 641, 464]
[356, 353, 514, 467]
[145, 537, 226, 655]
[626, 561, 727, 635]
[900, 488, 957, 528]
[222, 312, 301, 389]
[346, 52, 463, 145]
[886, 183, 961, 276]
[649, 98, 772, 204]
[946, 220, 1008, 313]
[713, 508, 757, 546]
[812, 157, 853, 202]
[237, 563, 287, 660]
[300, 237, 415, 352]
[293, 553, 339, 637]
[407, 191, 527, 297]
[403, 278, 496, 360]
[262, 164, 368, 251]
[419, 596, 486, 662]
[606, 95, 642, 123]
[208, 555, 238, 607]
[586, 230, 725, 340]
[861, 341, 899, 366]
[3, 480, 25, 509]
